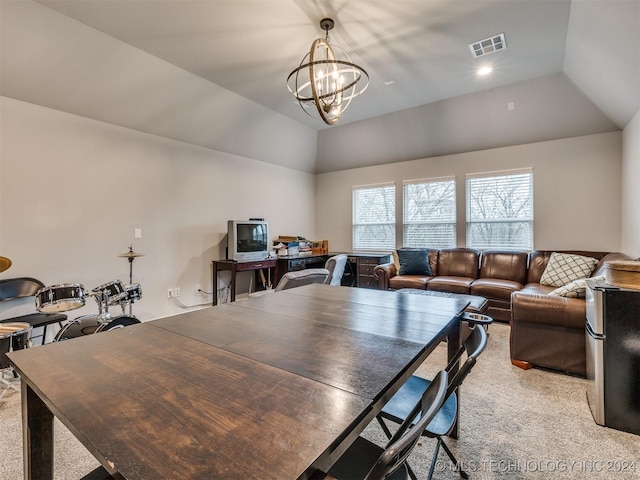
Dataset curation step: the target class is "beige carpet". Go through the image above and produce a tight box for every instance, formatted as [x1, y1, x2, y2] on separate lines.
[1, 323, 638, 479]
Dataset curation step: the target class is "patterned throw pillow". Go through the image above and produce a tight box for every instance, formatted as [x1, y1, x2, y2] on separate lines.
[540, 252, 598, 287]
[549, 279, 587, 298]
[549, 276, 605, 298]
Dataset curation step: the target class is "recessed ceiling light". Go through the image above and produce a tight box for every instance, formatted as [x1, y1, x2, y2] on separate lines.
[477, 66, 493, 76]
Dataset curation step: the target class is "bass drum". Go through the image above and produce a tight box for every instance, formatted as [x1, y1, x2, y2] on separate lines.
[95, 315, 141, 333]
[54, 315, 101, 341]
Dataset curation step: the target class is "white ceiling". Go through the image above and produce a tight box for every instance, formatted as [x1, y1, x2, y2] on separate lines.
[33, 0, 637, 131]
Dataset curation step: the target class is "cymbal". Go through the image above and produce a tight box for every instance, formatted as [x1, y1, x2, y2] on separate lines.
[117, 251, 145, 259]
[0, 256, 11, 272]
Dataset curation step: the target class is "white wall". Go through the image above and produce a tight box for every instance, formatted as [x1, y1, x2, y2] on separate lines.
[0, 0, 318, 173]
[316, 131, 622, 253]
[621, 109, 640, 258]
[316, 73, 618, 173]
[0, 97, 316, 324]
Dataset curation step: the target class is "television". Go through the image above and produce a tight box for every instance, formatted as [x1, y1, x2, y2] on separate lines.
[227, 220, 269, 262]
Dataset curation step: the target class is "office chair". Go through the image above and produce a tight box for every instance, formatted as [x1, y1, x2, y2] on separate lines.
[274, 268, 331, 291]
[322, 370, 448, 480]
[376, 323, 489, 480]
[324, 254, 348, 286]
[250, 268, 331, 297]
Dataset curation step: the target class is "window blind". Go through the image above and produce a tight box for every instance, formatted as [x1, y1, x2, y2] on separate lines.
[352, 183, 396, 250]
[403, 177, 456, 248]
[466, 169, 533, 250]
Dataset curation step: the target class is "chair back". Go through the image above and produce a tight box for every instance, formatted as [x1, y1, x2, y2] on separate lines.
[0, 278, 45, 302]
[325, 254, 348, 286]
[364, 370, 448, 480]
[274, 269, 330, 292]
[444, 324, 488, 400]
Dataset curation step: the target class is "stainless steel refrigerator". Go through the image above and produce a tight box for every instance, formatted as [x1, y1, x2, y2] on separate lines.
[585, 278, 640, 435]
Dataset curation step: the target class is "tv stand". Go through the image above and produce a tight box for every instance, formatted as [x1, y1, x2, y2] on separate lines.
[212, 258, 276, 305]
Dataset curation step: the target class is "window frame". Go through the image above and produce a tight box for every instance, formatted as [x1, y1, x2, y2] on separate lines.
[352, 182, 396, 251]
[465, 168, 534, 250]
[402, 176, 457, 249]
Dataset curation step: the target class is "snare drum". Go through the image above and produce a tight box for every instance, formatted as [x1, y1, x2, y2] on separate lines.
[92, 280, 127, 306]
[35, 284, 85, 313]
[54, 315, 101, 341]
[95, 315, 141, 333]
[121, 283, 142, 304]
[0, 322, 31, 369]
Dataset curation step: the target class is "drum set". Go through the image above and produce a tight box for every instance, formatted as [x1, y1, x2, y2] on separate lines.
[34, 246, 145, 342]
[34, 279, 142, 341]
[1, 322, 30, 399]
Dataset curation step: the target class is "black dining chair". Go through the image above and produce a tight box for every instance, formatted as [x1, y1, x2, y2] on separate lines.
[376, 322, 489, 480]
[318, 370, 448, 480]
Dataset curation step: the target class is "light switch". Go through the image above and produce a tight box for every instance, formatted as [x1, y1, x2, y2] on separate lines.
[134, 228, 142, 239]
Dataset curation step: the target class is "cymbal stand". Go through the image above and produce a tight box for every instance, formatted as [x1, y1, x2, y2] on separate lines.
[119, 245, 143, 317]
[90, 291, 111, 324]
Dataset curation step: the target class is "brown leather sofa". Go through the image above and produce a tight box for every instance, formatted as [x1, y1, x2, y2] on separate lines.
[374, 248, 527, 322]
[510, 250, 631, 375]
[374, 248, 631, 375]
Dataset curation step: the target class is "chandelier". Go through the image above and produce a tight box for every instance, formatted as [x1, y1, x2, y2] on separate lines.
[287, 18, 369, 125]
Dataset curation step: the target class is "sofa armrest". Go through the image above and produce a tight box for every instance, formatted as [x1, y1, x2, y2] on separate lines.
[374, 262, 397, 290]
[511, 289, 586, 329]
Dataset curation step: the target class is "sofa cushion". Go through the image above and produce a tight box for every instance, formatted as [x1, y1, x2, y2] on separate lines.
[539, 252, 598, 287]
[427, 276, 474, 294]
[437, 248, 480, 278]
[389, 275, 429, 290]
[397, 248, 432, 276]
[471, 278, 523, 302]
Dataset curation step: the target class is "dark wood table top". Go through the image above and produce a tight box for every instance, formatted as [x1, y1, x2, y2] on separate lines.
[9, 284, 467, 480]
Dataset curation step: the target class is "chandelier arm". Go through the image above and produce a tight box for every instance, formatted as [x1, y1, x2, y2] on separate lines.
[286, 18, 368, 125]
[287, 61, 368, 101]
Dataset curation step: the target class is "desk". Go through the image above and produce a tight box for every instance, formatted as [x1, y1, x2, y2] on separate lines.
[212, 258, 277, 305]
[9, 285, 467, 480]
[213, 253, 392, 305]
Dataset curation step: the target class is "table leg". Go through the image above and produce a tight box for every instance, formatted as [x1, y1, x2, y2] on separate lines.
[22, 381, 54, 480]
[212, 263, 217, 306]
[447, 322, 461, 439]
[230, 268, 237, 302]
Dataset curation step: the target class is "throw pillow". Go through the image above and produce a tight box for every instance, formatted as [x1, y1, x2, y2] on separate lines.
[540, 252, 598, 288]
[549, 275, 605, 298]
[397, 248, 432, 276]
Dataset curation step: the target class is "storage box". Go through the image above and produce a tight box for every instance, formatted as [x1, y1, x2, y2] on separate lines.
[312, 240, 329, 254]
[605, 260, 640, 289]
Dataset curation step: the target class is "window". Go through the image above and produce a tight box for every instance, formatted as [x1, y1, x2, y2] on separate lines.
[466, 169, 533, 250]
[403, 177, 456, 248]
[352, 183, 396, 250]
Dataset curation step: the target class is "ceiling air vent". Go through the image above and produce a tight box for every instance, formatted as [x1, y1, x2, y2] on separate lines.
[469, 33, 507, 58]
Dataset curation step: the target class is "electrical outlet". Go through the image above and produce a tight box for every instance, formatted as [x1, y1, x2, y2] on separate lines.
[175, 287, 181, 297]
[195, 284, 201, 294]
[167, 288, 173, 298]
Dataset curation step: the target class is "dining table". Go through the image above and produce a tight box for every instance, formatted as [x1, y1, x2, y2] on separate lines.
[7, 284, 468, 480]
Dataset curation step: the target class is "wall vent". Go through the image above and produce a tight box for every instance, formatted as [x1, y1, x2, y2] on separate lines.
[469, 33, 507, 58]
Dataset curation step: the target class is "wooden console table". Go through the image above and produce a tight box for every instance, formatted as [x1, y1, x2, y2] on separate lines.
[212, 258, 276, 305]
[213, 252, 391, 305]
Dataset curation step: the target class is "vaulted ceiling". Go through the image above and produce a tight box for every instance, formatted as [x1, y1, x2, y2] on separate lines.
[33, 0, 638, 130]
[1, 1, 638, 173]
